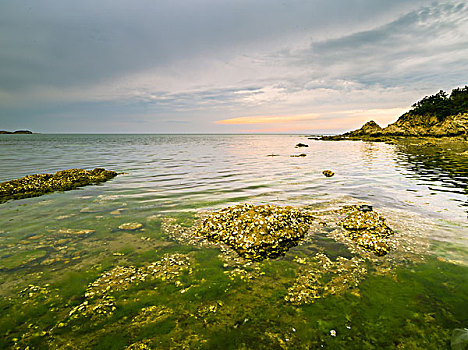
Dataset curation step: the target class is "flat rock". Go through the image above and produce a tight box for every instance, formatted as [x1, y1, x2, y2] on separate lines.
[0, 168, 117, 203]
[118, 222, 143, 231]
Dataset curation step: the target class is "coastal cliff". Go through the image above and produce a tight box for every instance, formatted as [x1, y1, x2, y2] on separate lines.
[324, 86, 468, 140]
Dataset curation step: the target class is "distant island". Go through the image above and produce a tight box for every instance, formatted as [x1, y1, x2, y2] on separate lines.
[322, 86, 468, 141]
[0, 130, 33, 134]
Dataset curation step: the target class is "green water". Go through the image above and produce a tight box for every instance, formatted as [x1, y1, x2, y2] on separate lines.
[0, 134, 467, 349]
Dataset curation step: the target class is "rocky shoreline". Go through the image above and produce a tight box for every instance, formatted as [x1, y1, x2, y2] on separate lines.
[320, 87, 468, 141]
[0, 168, 117, 203]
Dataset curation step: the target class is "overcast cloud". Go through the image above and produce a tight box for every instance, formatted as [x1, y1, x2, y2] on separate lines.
[0, 0, 467, 133]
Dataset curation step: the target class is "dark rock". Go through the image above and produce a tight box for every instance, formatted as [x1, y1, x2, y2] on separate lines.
[295, 143, 309, 148]
[0, 130, 33, 134]
[358, 205, 373, 212]
[290, 154, 307, 157]
[322, 170, 334, 177]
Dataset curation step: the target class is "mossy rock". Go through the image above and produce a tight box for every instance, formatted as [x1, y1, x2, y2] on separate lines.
[195, 204, 314, 261]
[338, 209, 394, 256]
[0, 168, 117, 203]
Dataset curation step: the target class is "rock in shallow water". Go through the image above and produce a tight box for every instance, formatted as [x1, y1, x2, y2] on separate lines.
[195, 204, 315, 261]
[338, 208, 394, 256]
[0, 168, 117, 203]
[118, 222, 143, 231]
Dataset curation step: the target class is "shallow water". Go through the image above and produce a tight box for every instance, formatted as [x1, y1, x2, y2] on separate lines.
[0, 134, 467, 349]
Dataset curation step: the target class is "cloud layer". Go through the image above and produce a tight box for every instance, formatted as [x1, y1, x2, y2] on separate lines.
[0, 0, 467, 133]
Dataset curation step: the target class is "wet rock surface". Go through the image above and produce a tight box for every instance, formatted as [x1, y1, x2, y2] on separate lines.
[0, 168, 117, 203]
[322, 170, 334, 177]
[195, 204, 315, 261]
[337, 206, 394, 256]
[118, 222, 143, 231]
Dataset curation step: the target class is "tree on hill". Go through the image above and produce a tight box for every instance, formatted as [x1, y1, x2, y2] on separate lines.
[408, 86, 468, 120]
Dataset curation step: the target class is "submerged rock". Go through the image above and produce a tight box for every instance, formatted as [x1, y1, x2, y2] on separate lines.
[0, 168, 117, 203]
[338, 208, 394, 256]
[195, 204, 314, 261]
[118, 222, 143, 231]
[285, 253, 367, 305]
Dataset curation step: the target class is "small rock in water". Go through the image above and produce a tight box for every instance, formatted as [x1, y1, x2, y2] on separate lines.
[118, 222, 143, 231]
[290, 153, 307, 157]
[358, 205, 373, 212]
[295, 143, 309, 148]
[322, 170, 334, 177]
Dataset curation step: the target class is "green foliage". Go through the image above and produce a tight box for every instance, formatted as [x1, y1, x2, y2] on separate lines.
[409, 86, 468, 120]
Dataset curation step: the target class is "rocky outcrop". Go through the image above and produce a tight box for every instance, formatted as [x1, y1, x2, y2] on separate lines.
[0, 168, 118, 202]
[347, 120, 383, 136]
[322, 87, 468, 140]
[380, 112, 468, 137]
[323, 112, 468, 141]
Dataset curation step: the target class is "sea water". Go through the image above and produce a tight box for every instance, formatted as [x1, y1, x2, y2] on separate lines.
[0, 134, 467, 349]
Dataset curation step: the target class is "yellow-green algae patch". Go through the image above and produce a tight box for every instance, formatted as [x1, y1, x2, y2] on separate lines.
[0, 168, 117, 203]
[285, 253, 367, 305]
[53, 253, 192, 329]
[195, 204, 315, 261]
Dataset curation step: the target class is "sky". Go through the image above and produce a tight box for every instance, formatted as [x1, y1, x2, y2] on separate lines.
[0, 0, 467, 133]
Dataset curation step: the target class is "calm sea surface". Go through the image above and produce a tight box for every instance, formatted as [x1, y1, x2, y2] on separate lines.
[0, 134, 467, 349]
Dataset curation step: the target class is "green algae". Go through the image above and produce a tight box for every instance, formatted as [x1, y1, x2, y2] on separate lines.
[1, 250, 47, 270]
[0, 204, 466, 349]
[1, 246, 467, 349]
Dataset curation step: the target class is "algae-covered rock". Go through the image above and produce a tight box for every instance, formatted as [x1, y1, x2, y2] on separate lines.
[0, 168, 117, 203]
[118, 222, 143, 231]
[322, 170, 334, 177]
[195, 204, 314, 261]
[338, 208, 394, 256]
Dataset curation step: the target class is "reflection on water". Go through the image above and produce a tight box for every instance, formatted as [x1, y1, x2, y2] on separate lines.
[393, 139, 468, 204]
